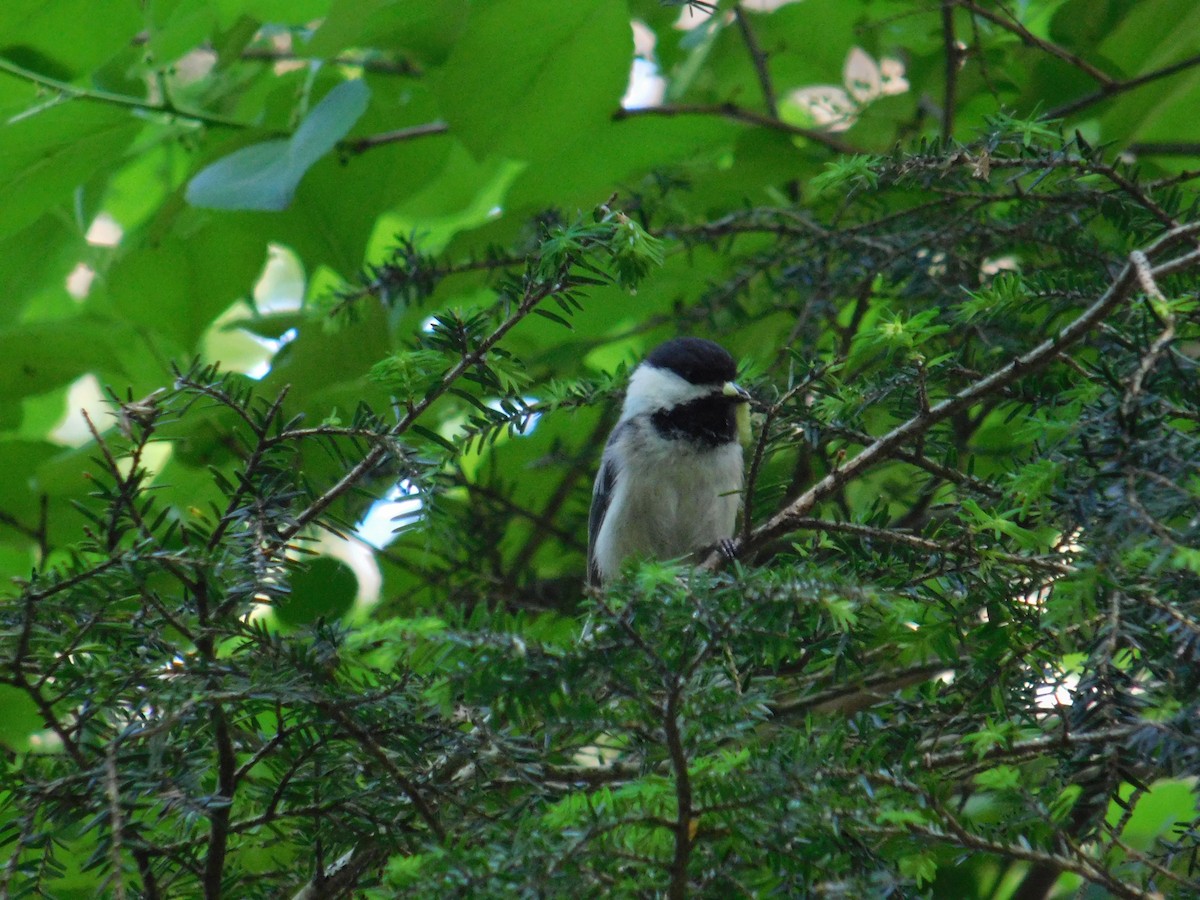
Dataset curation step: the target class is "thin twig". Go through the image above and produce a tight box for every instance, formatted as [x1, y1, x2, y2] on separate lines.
[774, 659, 961, 717]
[103, 746, 128, 900]
[0, 509, 42, 544]
[0, 55, 248, 130]
[341, 121, 448, 156]
[956, 0, 1113, 86]
[940, 1, 960, 143]
[207, 386, 290, 553]
[1129, 141, 1200, 157]
[732, 5, 778, 118]
[743, 379, 818, 544]
[615, 104, 857, 154]
[508, 413, 610, 573]
[712, 240, 1200, 566]
[316, 702, 446, 841]
[781, 516, 1071, 575]
[918, 723, 1140, 770]
[664, 682, 693, 900]
[1048, 52, 1200, 119]
[853, 769, 1157, 899]
[1094, 165, 1182, 231]
[464, 477, 583, 552]
[809, 411, 997, 539]
[274, 274, 571, 548]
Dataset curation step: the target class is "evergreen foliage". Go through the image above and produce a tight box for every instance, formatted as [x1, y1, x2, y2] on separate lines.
[1, 2, 1199, 897]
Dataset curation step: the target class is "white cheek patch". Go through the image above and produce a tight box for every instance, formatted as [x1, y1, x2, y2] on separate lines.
[620, 365, 715, 421]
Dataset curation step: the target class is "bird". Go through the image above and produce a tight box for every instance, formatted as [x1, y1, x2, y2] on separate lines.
[587, 337, 751, 586]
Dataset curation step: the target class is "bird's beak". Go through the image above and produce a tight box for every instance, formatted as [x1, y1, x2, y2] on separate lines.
[722, 381, 751, 402]
[723, 382, 753, 446]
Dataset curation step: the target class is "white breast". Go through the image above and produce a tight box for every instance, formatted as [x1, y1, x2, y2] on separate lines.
[592, 419, 743, 583]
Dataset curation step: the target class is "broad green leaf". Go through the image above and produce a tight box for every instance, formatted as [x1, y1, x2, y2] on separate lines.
[307, 0, 468, 63]
[276, 556, 358, 625]
[0, 440, 63, 541]
[0, 216, 82, 327]
[212, 0, 333, 26]
[257, 298, 392, 398]
[367, 141, 525, 257]
[148, 0, 333, 59]
[105, 219, 268, 352]
[0, 685, 42, 752]
[0, 0, 141, 79]
[1048, 0, 1128, 50]
[501, 113, 738, 214]
[0, 102, 140, 241]
[0, 318, 121, 399]
[186, 79, 370, 210]
[1096, 0, 1200, 79]
[145, 0, 221, 66]
[1107, 779, 1200, 849]
[1091, 0, 1200, 148]
[265, 75, 454, 272]
[435, 0, 631, 161]
[98, 140, 192, 236]
[705, 0, 865, 105]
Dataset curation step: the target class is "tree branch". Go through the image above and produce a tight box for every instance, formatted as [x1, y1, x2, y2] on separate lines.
[940, 0, 962, 142]
[0, 56, 249, 130]
[614, 103, 857, 154]
[714, 233, 1200, 566]
[1048, 52, 1200, 119]
[955, 0, 1113, 86]
[316, 701, 446, 841]
[664, 682, 693, 900]
[732, 5, 778, 118]
[1128, 141, 1200, 158]
[856, 770, 1158, 900]
[341, 121, 449, 156]
[273, 273, 572, 548]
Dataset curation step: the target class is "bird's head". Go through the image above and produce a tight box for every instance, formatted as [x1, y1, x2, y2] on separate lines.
[621, 338, 752, 445]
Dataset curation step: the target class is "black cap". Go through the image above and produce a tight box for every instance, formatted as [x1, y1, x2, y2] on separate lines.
[644, 338, 737, 386]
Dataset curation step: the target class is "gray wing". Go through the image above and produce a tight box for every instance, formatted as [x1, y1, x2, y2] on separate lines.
[586, 455, 617, 587]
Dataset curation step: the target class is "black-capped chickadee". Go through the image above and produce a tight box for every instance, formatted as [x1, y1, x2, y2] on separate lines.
[587, 338, 751, 586]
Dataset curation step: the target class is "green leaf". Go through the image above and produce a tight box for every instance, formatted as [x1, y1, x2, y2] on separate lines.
[0, 0, 141, 78]
[369, 349, 447, 401]
[105, 219, 268, 353]
[821, 595, 859, 631]
[434, 0, 630, 161]
[0, 216, 81, 327]
[275, 556, 358, 626]
[0, 684, 43, 752]
[807, 155, 881, 197]
[367, 142, 526, 257]
[607, 213, 665, 290]
[216, 0, 334, 24]
[307, 0, 468, 63]
[186, 79, 370, 210]
[0, 102, 140, 241]
[0, 318, 121, 399]
[961, 499, 1055, 551]
[0, 440, 61, 543]
[1049, 784, 1083, 823]
[145, 0, 220, 64]
[974, 764, 1022, 791]
[1169, 547, 1200, 575]
[898, 850, 938, 887]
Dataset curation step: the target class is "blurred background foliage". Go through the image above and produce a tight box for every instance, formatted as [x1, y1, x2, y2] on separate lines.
[1, 1, 1199, 897]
